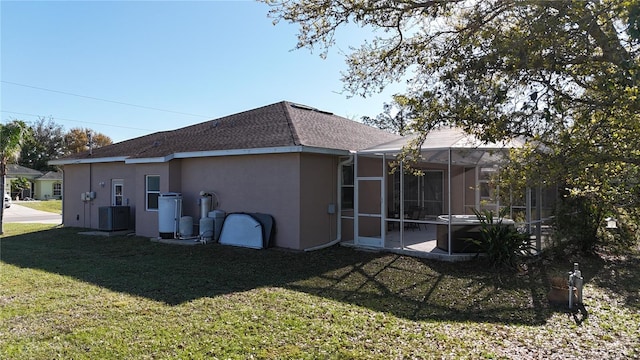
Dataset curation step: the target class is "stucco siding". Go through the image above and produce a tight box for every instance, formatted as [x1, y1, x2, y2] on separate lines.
[61, 163, 136, 229]
[61, 165, 90, 228]
[179, 153, 301, 249]
[134, 163, 172, 238]
[299, 153, 338, 250]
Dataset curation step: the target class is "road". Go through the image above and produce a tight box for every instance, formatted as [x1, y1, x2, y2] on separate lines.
[2, 203, 62, 224]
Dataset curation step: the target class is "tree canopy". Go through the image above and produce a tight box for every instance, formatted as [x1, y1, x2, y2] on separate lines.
[63, 127, 112, 154]
[0, 120, 29, 234]
[265, 0, 640, 249]
[19, 117, 66, 172]
[361, 94, 414, 135]
[15, 120, 113, 171]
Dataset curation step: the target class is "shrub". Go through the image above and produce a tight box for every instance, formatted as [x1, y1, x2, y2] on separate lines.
[468, 208, 536, 269]
[551, 195, 639, 256]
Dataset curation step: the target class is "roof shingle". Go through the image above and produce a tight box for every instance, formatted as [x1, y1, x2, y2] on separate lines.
[53, 101, 401, 163]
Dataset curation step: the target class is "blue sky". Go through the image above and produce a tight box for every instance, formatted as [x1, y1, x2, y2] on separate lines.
[1, 0, 403, 143]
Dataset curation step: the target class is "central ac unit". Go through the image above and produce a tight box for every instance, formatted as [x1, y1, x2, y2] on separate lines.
[99, 206, 130, 231]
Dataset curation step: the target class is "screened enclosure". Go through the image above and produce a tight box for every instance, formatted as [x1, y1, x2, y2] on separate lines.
[342, 127, 556, 260]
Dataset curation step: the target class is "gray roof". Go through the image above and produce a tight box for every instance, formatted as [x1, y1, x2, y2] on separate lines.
[6, 164, 43, 176]
[51, 101, 401, 164]
[38, 171, 63, 181]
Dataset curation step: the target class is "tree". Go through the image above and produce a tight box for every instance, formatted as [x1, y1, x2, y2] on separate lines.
[0, 120, 29, 234]
[10, 177, 30, 200]
[19, 116, 66, 172]
[361, 94, 414, 135]
[63, 127, 112, 154]
[264, 0, 640, 251]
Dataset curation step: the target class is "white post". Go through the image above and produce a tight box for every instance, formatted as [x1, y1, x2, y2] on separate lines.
[399, 159, 405, 249]
[381, 153, 386, 248]
[354, 153, 359, 245]
[448, 148, 452, 256]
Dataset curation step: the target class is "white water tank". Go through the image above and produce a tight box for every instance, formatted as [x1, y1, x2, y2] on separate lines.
[158, 192, 182, 239]
[179, 216, 193, 237]
[199, 194, 211, 219]
[208, 210, 226, 241]
[199, 217, 214, 242]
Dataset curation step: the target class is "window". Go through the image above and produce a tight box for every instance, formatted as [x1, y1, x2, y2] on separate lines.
[53, 183, 62, 197]
[146, 175, 160, 211]
[113, 180, 124, 206]
[341, 164, 354, 210]
[479, 167, 499, 213]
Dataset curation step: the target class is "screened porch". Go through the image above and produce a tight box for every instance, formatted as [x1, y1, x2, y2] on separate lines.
[340, 127, 555, 261]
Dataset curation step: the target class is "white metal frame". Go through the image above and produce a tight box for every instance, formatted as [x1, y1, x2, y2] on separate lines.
[353, 153, 387, 248]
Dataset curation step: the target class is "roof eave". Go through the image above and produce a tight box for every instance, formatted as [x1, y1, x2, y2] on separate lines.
[125, 146, 351, 164]
[48, 156, 129, 165]
[49, 146, 353, 166]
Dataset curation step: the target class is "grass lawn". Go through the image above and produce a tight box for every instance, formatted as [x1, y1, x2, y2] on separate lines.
[13, 199, 62, 214]
[1, 224, 638, 359]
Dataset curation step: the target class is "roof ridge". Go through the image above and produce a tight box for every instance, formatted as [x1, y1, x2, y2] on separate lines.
[282, 101, 301, 146]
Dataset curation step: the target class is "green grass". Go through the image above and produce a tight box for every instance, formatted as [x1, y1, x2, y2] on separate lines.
[13, 199, 62, 214]
[1, 224, 638, 359]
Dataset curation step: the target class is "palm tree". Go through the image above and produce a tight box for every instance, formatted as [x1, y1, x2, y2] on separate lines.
[1, 120, 29, 234]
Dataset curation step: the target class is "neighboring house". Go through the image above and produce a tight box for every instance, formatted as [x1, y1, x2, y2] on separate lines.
[34, 171, 64, 200]
[49, 101, 401, 250]
[4, 164, 63, 200]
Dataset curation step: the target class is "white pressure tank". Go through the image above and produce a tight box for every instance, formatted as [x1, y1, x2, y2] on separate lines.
[208, 210, 226, 242]
[199, 217, 214, 242]
[199, 193, 212, 219]
[179, 216, 194, 237]
[158, 192, 182, 239]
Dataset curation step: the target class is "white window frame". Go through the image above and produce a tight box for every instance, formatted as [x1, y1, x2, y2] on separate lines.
[146, 175, 160, 211]
[341, 163, 354, 210]
[112, 179, 124, 206]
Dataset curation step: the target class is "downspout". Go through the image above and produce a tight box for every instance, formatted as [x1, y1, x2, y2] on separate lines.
[60, 169, 64, 225]
[304, 154, 354, 251]
[89, 163, 92, 229]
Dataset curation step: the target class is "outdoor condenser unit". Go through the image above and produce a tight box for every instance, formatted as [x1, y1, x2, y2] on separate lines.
[99, 206, 130, 231]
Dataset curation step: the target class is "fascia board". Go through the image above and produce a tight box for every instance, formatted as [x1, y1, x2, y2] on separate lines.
[126, 146, 350, 164]
[48, 156, 129, 165]
[125, 154, 175, 164]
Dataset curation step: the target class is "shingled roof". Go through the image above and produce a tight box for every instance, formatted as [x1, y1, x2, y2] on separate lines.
[6, 164, 44, 176]
[51, 101, 402, 164]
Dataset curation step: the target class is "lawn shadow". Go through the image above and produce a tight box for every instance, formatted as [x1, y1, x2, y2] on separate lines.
[591, 251, 640, 310]
[0, 227, 610, 325]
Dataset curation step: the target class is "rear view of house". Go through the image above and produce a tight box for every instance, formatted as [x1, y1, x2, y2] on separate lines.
[49, 101, 401, 250]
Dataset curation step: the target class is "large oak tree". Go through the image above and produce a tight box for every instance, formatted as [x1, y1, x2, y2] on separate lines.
[19, 117, 66, 172]
[265, 0, 640, 249]
[64, 127, 112, 154]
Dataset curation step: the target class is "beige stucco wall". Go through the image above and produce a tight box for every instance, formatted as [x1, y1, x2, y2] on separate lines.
[60, 153, 322, 250]
[179, 153, 302, 249]
[60, 151, 483, 251]
[61, 163, 137, 229]
[299, 153, 339, 249]
[60, 165, 87, 228]
[133, 162, 173, 238]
